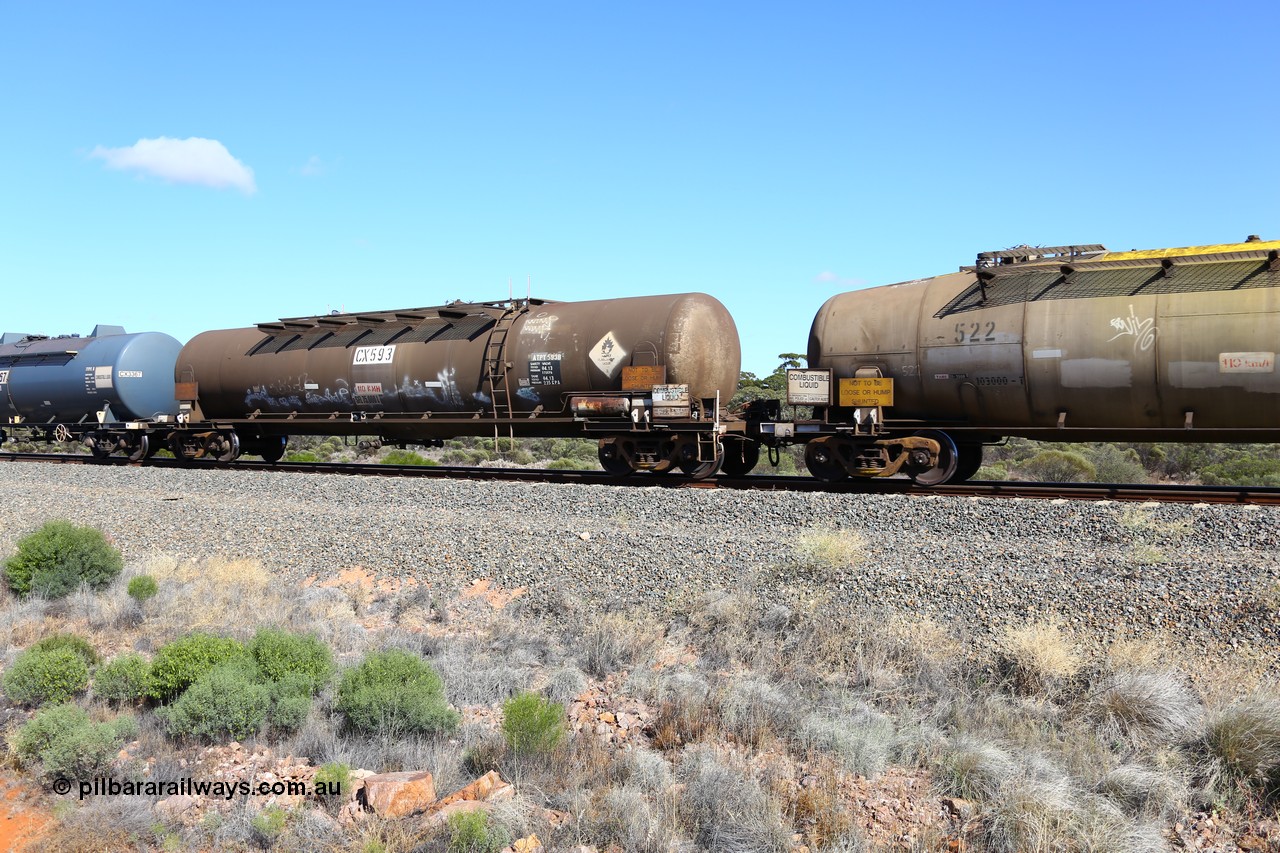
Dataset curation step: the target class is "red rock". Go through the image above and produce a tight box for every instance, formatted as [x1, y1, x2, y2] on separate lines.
[361, 770, 437, 818]
[437, 770, 509, 806]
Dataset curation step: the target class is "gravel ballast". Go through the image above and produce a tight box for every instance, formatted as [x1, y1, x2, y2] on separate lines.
[3, 462, 1278, 671]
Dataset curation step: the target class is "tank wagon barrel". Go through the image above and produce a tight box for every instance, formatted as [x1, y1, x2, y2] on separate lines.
[0, 326, 181, 460]
[166, 292, 746, 475]
[759, 237, 1280, 484]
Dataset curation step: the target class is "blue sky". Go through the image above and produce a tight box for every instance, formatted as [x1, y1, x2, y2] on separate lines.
[2, 2, 1276, 377]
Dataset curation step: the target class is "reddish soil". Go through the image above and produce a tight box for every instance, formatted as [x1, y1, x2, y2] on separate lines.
[0, 781, 49, 852]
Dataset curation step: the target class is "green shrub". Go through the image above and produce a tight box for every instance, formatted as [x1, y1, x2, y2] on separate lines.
[447, 809, 510, 853]
[126, 574, 158, 603]
[3, 520, 124, 598]
[283, 451, 321, 463]
[313, 762, 351, 801]
[1087, 444, 1149, 484]
[268, 688, 311, 733]
[31, 633, 99, 666]
[546, 457, 595, 470]
[248, 628, 333, 693]
[14, 704, 134, 783]
[1020, 450, 1097, 483]
[146, 634, 248, 701]
[336, 650, 459, 736]
[161, 659, 270, 741]
[250, 804, 288, 845]
[94, 653, 151, 705]
[380, 449, 437, 466]
[3, 647, 91, 705]
[1201, 456, 1280, 487]
[501, 691, 565, 756]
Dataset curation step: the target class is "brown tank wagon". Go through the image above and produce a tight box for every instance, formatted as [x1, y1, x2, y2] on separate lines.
[771, 238, 1280, 484]
[169, 293, 746, 477]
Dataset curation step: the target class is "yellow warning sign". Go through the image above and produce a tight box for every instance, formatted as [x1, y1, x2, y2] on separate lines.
[839, 377, 894, 408]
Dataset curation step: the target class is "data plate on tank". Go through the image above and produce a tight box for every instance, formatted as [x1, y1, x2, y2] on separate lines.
[621, 365, 666, 391]
[786, 369, 832, 405]
[0, 370, 8, 384]
[839, 377, 894, 407]
[528, 353, 564, 385]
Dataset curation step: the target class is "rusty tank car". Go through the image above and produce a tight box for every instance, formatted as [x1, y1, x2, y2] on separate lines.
[766, 238, 1280, 484]
[170, 293, 747, 476]
[0, 326, 181, 460]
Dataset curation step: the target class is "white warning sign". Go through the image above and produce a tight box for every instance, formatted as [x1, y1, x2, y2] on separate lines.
[1219, 352, 1274, 373]
[589, 332, 628, 378]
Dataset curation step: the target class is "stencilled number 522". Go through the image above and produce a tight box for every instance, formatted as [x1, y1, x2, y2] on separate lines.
[955, 322, 996, 343]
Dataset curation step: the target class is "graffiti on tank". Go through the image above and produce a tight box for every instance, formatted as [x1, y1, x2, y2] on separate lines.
[1107, 305, 1157, 354]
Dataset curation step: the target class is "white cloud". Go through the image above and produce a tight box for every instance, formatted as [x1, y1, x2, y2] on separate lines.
[299, 155, 325, 177]
[90, 136, 257, 195]
[815, 271, 868, 287]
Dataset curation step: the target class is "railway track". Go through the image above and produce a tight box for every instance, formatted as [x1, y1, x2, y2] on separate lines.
[4, 450, 1280, 505]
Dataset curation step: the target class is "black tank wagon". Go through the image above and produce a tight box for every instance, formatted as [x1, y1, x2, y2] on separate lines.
[168, 293, 749, 477]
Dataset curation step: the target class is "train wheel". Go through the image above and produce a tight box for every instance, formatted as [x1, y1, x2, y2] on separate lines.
[909, 430, 959, 486]
[597, 441, 633, 476]
[679, 456, 722, 480]
[206, 432, 241, 463]
[719, 439, 760, 478]
[259, 436, 288, 463]
[127, 434, 150, 463]
[953, 444, 983, 482]
[804, 439, 848, 482]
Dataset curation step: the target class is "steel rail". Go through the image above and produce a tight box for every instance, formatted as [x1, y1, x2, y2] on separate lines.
[3, 451, 1279, 505]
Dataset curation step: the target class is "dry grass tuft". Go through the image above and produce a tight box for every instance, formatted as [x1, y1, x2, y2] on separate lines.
[1105, 634, 1176, 672]
[1096, 763, 1188, 819]
[997, 621, 1082, 697]
[650, 672, 715, 751]
[1087, 668, 1202, 745]
[577, 610, 662, 678]
[792, 527, 865, 578]
[1196, 688, 1280, 808]
[677, 744, 794, 853]
[936, 736, 1017, 803]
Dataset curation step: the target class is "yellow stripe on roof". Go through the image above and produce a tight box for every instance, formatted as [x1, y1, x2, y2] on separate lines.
[1102, 240, 1280, 261]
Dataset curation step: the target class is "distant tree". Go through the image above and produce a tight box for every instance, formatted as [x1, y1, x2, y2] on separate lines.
[733, 354, 808, 407]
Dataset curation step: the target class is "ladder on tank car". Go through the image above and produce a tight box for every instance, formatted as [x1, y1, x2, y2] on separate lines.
[483, 304, 526, 452]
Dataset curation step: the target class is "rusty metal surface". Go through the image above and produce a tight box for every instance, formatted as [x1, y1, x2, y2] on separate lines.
[810, 245, 1280, 438]
[177, 294, 740, 433]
